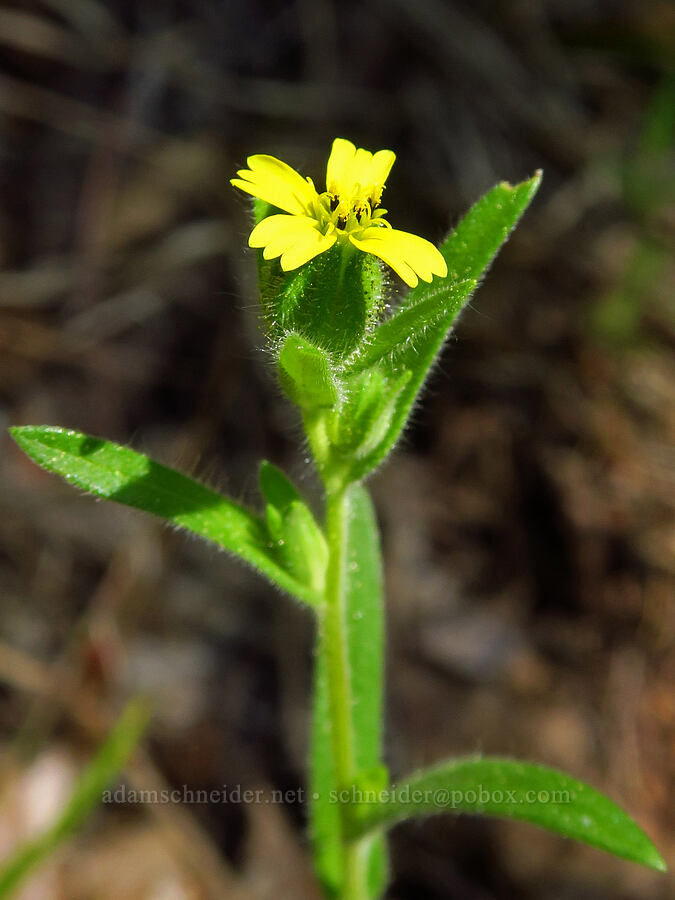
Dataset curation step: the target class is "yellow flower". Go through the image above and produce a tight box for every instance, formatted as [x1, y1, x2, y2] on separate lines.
[231, 138, 448, 288]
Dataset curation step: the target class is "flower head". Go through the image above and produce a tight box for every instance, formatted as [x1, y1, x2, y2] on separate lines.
[231, 138, 448, 288]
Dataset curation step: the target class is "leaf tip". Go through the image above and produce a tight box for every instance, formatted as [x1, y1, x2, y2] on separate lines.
[8, 425, 30, 449]
[525, 169, 543, 195]
[644, 845, 668, 873]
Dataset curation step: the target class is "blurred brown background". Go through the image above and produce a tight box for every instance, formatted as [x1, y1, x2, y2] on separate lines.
[0, 0, 673, 897]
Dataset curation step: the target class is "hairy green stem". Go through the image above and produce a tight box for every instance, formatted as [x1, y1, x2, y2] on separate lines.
[322, 488, 369, 899]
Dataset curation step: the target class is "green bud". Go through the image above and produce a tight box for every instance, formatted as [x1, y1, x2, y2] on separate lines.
[277, 500, 328, 592]
[259, 460, 327, 592]
[259, 458, 301, 510]
[328, 367, 412, 460]
[278, 333, 340, 411]
[259, 242, 384, 358]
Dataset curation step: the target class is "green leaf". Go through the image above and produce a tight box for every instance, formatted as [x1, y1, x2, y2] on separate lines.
[253, 197, 271, 225]
[259, 459, 301, 510]
[418, 172, 541, 294]
[345, 278, 476, 375]
[278, 333, 340, 410]
[259, 460, 328, 593]
[345, 757, 666, 873]
[280, 500, 328, 592]
[0, 699, 149, 898]
[10, 426, 322, 607]
[343, 485, 385, 775]
[327, 368, 412, 462]
[310, 484, 388, 897]
[348, 173, 542, 482]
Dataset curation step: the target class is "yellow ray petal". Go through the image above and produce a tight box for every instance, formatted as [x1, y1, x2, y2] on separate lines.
[326, 139, 395, 203]
[249, 213, 316, 256]
[350, 233, 417, 286]
[350, 227, 447, 288]
[281, 229, 337, 270]
[367, 149, 396, 192]
[350, 147, 374, 190]
[231, 155, 316, 215]
[248, 214, 336, 271]
[326, 138, 356, 192]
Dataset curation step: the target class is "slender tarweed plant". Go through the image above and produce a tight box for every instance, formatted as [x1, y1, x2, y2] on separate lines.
[9, 139, 665, 898]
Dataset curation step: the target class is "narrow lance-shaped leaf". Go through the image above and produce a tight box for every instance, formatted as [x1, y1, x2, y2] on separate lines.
[344, 278, 476, 375]
[412, 171, 542, 300]
[0, 699, 150, 898]
[344, 756, 666, 873]
[328, 368, 412, 462]
[10, 426, 322, 607]
[347, 173, 542, 482]
[311, 484, 388, 897]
